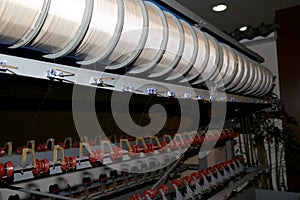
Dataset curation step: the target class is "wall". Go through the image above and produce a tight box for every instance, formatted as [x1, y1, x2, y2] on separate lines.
[275, 5, 300, 192]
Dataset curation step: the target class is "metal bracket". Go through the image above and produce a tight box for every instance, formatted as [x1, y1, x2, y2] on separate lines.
[47, 68, 74, 81]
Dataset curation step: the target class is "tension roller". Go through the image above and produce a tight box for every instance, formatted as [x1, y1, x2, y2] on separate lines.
[0, 161, 14, 179]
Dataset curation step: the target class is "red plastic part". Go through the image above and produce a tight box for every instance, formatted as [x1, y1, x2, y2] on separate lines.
[16, 146, 25, 154]
[192, 136, 200, 145]
[61, 156, 70, 171]
[5, 161, 14, 178]
[129, 145, 140, 157]
[110, 148, 118, 160]
[190, 172, 201, 180]
[0, 147, 5, 157]
[97, 149, 104, 161]
[169, 140, 179, 150]
[69, 156, 76, 169]
[32, 159, 43, 175]
[119, 147, 123, 158]
[36, 144, 44, 152]
[182, 176, 192, 185]
[89, 150, 99, 163]
[72, 141, 79, 148]
[146, 144, 155, 153]
[143, 189, 156, 199]
[171, 179, 181, 189]
[42, 159, 50, 173]
[0, 163, 5, 178]
[129, 194, 142, 200]
[158, 184, 169, 195]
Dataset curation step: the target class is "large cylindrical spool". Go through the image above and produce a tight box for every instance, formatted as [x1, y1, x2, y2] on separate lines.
[191, 33, 221, 84]
[212, 43, 229, 83]
[30, 0, 87, 54]
[224, 50, 244, 91]
[252, 65, 267, 96]
[229, 54, 250, 92]
[217, 44, 238, 89]
[243, 63, 263, 95]
[177, 27, 209, 82]
[261, 68, 274, 96]
[235, 57, 255, 93]
[105, 0, 148, 70]
[241, 60, 258, 94]
[75, 0, 123, 65]
[129, 1, 168, 74]
[165, 20, 198, 80]
[148, 11, 184, 78]
[0, 0, 47, 45]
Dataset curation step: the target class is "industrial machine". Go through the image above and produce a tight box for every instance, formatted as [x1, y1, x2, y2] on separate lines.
[0, 0, 274, 199]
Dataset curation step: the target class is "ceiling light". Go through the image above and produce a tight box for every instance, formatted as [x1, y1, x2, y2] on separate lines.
[239, 26, 248, 32]
[212, 4, 227, 12]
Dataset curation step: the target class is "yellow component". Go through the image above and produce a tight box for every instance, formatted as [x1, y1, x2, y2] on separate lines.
[3, 142, 12, 156]
[119, 139, 132, 152]
[22, 148, 36, 168]
[53, 145, 65, 165]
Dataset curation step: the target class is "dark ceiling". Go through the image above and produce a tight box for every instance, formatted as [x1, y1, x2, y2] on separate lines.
[175, 0, 300, 33]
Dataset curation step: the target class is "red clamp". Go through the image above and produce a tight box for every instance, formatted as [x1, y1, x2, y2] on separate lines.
[191, 172, 201, 181]
[110, 147, 123, 160]
[143, 189, 156, 199]
[89, 150, 99, 163]
[129, 194, 142, 200]
[129, 145, 141, 157]
[0, 161, 14, 178]
[144, 144, 155, 153]
[61, 156, 70, 172]
[182, 176, 192, 185]
[32, 159, 50, 176]
[171, 179, 181, 189]
[158, 184, 169, 195]
[36, 143, 48, 152]
[158, 141, 168, 152]
[169, 140, 179, 150]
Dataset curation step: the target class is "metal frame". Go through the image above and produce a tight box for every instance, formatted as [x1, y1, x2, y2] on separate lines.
[0, 53, 271, 105]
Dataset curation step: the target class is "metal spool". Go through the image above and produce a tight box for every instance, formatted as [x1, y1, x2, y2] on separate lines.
[44, 0, 94, 59]
[242, 60, 259, 94]
[225, 51, 245, 91]
[217, 44, 238, 89]
[0, 0, 47, 46]
[165, 20, 198, 80]
[105, 0, 149, 70]
[243, 63, 264, 95]
[148, 11, 184, 78]
[212, 43, 229, 83]
[252, 65, 268, 96]
[256, 65, 271, 96]
[177, 27, 209, 82]
[229, 54, 250, 92]
[30, 0, 88, 54]
[262, 68, 274, 96]
[129, 1, 168, 74]
[235, 57, 256, 93]
[190, 32, 221, 84]
[76, 0, 124, 65]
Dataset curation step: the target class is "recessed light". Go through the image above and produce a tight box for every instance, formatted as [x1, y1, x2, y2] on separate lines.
[239, 26, 248, 32]
[212, 4, 227, 12]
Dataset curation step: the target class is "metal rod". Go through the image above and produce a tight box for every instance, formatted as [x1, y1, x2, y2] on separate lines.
[3, 185, 76, 200]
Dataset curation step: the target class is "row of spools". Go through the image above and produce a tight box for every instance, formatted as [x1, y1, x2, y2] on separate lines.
[0, 0, 273, 96]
